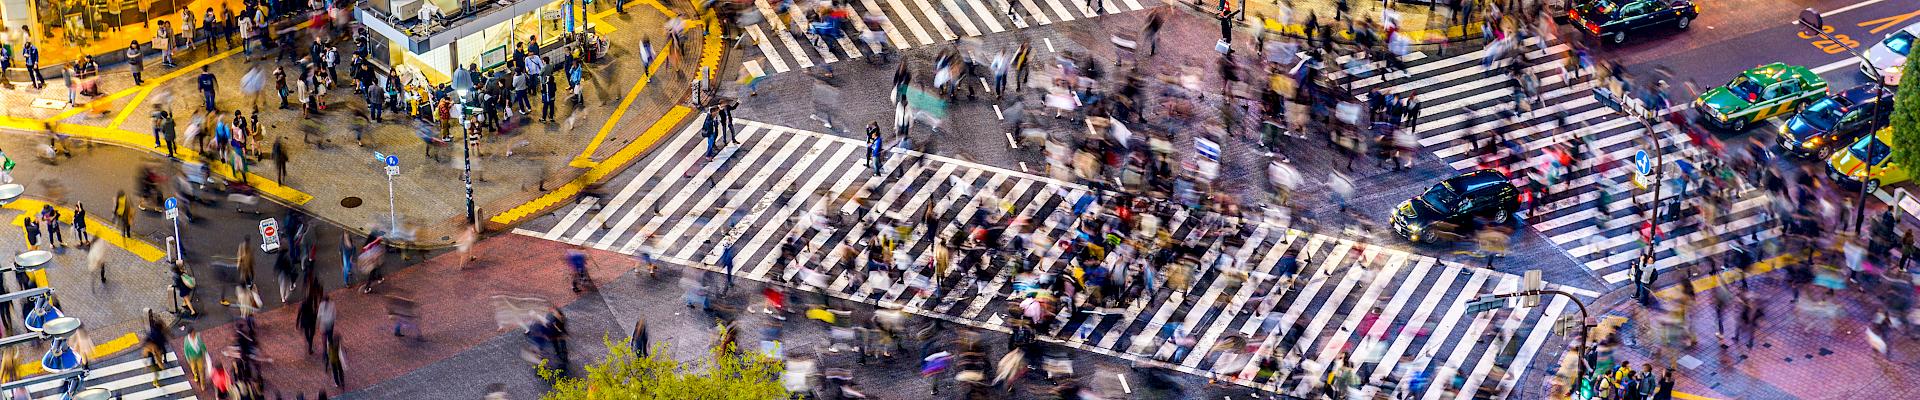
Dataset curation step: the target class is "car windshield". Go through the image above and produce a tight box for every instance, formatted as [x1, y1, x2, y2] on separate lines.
[1887, 30, 1915, 56]
[1726, 76, 1764, 101]
[1799, 97, 1848, 130]
[1852, 136, 1892, 165]
[1419, 184, 1461, 214]
[1579, 0, 1623, 21]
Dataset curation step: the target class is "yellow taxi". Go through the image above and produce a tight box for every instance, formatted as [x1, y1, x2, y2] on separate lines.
[1827, 127, 1908, 193]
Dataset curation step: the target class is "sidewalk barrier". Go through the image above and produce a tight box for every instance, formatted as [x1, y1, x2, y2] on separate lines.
[1176, 1, 1491, 50]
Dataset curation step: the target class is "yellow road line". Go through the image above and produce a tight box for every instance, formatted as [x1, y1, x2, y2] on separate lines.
[3, 197, 168, 262]
[0, 116, 314, 206]
[492, 5, 722, 227]
[493, 105, 694, 226]
[107, 87, 157, 130]
[46, 46, 245, 123]
[1655, 254, 1793, 298]
[15, 333, 140, 378]
[570, 47, 673, 168]
[1672, 390, 1723, 400]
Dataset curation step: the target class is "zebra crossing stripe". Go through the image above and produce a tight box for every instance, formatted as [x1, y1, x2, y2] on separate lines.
[616, 126, 773, 253]
[563, 121, 710, 244]
[1366, 264, 1467, 383]
[746, 26, 791, 73]
[510, 117, 1592, 397]
[860, 0, 922, 48]
[545, 197, 600, 241]
[27, 353, 196, 400]
[1306, 251, 1412, 372]
[881, 0, 939, 45]
[906, 0, 961, 41]
[710, 141, 851, 266]
[1419, 274, 1518, 400]
[594, 117, 718, 250]
[1037, 0, 1077, 22]
[668, 136, 821, 261]
[735, 145, 861, 279]
[940, 0, 984, 37]
[965, 0, 1008, 33]
[1181, 226, 1278, 368]
[1495, 295, 1572, 398]
[1015, 0, 1055, 25]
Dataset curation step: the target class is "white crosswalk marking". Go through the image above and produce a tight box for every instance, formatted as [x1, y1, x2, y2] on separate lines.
[1333, 37, 1780, 286]
[513, 119, 1593, 397]
[26, 352, 197, 400]
[739, 0, 1153, 77]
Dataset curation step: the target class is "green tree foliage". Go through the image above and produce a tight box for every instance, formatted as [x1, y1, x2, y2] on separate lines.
[541, 336, 787, 400]
[1890, 56, 1920, 171]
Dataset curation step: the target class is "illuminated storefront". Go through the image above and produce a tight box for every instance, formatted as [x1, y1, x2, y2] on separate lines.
[358, 0, 575, 85]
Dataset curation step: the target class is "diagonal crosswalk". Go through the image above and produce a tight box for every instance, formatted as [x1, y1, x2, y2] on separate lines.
[1334, 37, 1781, 285]
[513, 118, 1597, 396]
[739, 0, 1155, 77]
[22, 350, 197, 400]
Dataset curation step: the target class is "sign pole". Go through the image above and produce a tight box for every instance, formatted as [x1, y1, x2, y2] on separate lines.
[163, 198, 182, 266]
[378, 153, 401, 231]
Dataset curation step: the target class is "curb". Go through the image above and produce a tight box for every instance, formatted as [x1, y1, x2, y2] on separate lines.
[1172, 1, 1487, 47]
[484, 9, 729, 232]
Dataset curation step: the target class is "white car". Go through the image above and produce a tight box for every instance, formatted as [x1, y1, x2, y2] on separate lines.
[1865, 21, 1917, 86]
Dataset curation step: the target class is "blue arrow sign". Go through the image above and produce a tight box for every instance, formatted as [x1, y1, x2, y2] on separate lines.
[385, 155, 400, 167]
[164, 197, 178, 210]
[1632, 150, 1652, 175]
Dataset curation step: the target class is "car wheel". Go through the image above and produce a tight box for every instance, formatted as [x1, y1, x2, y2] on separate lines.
[1727, 119, 1747, 131]
[1867, 179, 1882, 194]
[1676, 17, 1691, 30]
[1611, 32, 1627, 44]
[1493, 211, 1510, 224]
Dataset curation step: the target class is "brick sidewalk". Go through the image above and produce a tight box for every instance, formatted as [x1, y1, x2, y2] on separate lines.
[0, 2, 712, 248]
[186, 233, 641, 396]
[1596, 268, 1920, 399]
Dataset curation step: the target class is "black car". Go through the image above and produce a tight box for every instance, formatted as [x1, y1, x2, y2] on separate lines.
[1391, 170, 1522, 243]
[1571, 0, 1699, 45]
[1779, 84, 1897, 158]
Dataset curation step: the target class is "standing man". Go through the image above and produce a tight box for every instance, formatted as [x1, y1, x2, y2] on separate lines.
[540, 73, 557, 122]
[718, 101, 738, 144]
[197, 66, 217, 111]
[23, 41, 40, 88]
[866, 122, 884, 174]
[272, 138, 289, 183]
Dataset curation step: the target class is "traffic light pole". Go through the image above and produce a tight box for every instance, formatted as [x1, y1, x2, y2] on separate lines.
[1487, 289, 1595, 368]
[1798, 8, 1888, 234]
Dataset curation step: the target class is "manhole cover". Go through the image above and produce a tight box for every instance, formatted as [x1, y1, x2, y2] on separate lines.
[341, 197, 363, 208]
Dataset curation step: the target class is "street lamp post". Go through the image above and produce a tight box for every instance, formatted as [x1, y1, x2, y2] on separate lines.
[451, 69, 479, 228]
[1798, 8, 1891, 234]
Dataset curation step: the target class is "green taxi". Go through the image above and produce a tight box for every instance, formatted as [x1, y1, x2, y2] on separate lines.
[1693, 63, 1830, 131]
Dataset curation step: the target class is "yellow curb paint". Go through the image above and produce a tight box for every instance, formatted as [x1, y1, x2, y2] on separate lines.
[493, 6, 723, 227]
[4, 198, 168, 262]
[46, 46, 246, 123]
[1671, 391, 1722, 400]
[107, 87, 157, 130]
[493, 105, 694, 226]
[0, 116, 314, 206]
[1259, 18, 1466, 43]
[570, 5, 720, 168]
[15, 333, 140, 378]
[1655, 254, 1793, 298]
[570, 46, 673, 168]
